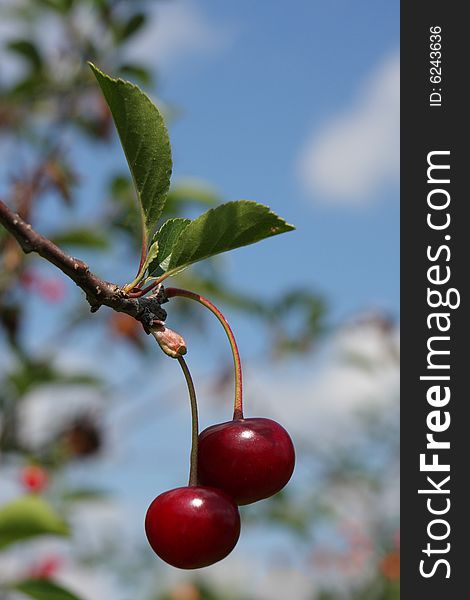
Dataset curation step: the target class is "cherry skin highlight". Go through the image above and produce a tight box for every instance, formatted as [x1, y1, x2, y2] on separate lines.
[198, 417, 295, 505]
[145, 486, 240, 569]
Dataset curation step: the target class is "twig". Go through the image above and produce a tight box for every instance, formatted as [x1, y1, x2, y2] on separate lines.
[0, 199, 167, 328]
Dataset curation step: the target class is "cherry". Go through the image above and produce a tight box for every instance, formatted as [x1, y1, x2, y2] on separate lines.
[145, 486, 240, 569]
[28, 555, 63, 580]
[20, 464, 49, 493]
[197, 417, 295, 505]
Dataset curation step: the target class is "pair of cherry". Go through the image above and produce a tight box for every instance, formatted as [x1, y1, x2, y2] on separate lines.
[145, 416, 295, 569]
[144, 288, 295, 569]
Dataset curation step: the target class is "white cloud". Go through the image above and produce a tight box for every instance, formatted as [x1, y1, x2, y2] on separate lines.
[298, 52, 399, 205]
[246, 316, 399, 446]
[256, 568, 314, 600]
[56, 566, 121, 600]
[164, 557, 315, 600]
[69, 499, 129, 554]
[126, 0, 232, 70]
[17, 385, 105, 450]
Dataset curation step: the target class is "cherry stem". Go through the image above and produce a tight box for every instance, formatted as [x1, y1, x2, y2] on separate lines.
[177, 356, 199, 486]
[166, 287, 244, 420]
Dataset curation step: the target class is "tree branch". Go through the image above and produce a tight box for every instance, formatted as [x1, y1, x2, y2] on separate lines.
[0, 199, 167, 328]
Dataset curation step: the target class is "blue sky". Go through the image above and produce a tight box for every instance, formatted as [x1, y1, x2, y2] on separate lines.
[1, 2, 399, 596]
[67, 0, 400, 535]
[13, 0, 400, 515]
[27, 0, 399, 327]
[129, 0, 400, 323]
[2, 0, 400, 479]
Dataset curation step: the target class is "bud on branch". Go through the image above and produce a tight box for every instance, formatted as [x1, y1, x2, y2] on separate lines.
[150, 321, 187, 358]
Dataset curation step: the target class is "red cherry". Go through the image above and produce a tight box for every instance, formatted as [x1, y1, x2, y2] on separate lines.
[198, 417, 295, 505]
[20, 465, 49, 493]
[28, 555, 63, 579]
[145, 486, 240, 569]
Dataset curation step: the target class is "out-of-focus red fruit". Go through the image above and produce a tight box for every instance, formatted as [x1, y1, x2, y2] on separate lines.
[28, 555, 63, 579]
[109, 312, 144, 348]
[19, 269, 66, 302]
[170, 583, 200, 600]
[38, 278, 66, 302]
[380, 551, 400, 581]
[20, 464, 49, 493]
[19, 269, 36, 288]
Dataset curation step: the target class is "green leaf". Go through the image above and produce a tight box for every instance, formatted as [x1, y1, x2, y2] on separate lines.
[50, 227, 109, 250]
[107, 173, 142, 243]
[115, 13, 146, 42]
[0, 496, 69, 549]
[7, 40, 43, 71]
[89, 63, 172, 245]
[36, 0, 75, 13]
[167, 180, 220, 207]
[14, 579, 83, 600]
[178, 273, 268, 316]
[164, 201, 294, 278]
[61, 488, 109, 503]
[7, 358, 102, 398]
[118, 63, 152, 86]
[110, 173, 133, 199]
[147, 218, 191, 276]
[163, 180, 220, 221]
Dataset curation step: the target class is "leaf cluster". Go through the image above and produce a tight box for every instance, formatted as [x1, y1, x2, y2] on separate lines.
[89, 64, 295, 290]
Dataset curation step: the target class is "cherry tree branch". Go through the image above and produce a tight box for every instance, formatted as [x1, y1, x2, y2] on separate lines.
[0, 199, 166, 328]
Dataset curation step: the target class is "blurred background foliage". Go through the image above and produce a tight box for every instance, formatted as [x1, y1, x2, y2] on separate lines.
[0, 1, 399, 599]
